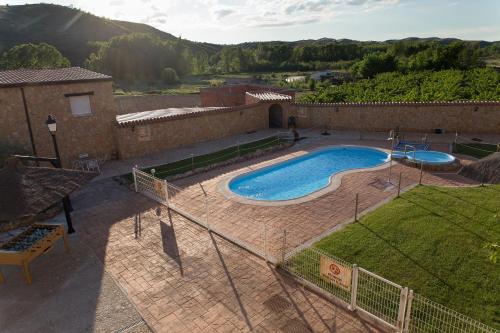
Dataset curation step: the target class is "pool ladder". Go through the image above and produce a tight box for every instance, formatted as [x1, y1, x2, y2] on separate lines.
[404, 144, 417, 160]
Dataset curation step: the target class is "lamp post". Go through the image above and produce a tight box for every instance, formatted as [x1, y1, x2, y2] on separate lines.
[46, 115, 75, 234]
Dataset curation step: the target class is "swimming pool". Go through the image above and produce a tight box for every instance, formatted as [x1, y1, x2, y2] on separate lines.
[228, 146, 389, 201]
[391, 150, 455, 165]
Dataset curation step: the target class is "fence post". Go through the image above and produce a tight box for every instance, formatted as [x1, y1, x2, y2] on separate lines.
[263, 223, 268, 262]
[132, 166, 138, 192]
[205, 195, 210, 231]
[281, 230, 287, 264]
[387, 156, 393, 183]
[191, 154, 194, 171]
[349, 264, 358, 311]
[419, 161, 424, 185]
[403, 290, 413, 333]
[397, 287, 409, 333]
[354, 193, 359, 222]
[164, 180, 169, 206]
[397, 172, 402, 197]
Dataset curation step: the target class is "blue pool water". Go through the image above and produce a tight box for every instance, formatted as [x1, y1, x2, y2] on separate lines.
[229, 146, 389, 201]
[391, 150, 455, 165]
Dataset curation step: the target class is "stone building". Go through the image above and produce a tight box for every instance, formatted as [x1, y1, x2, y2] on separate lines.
[0, 67, 117, 167]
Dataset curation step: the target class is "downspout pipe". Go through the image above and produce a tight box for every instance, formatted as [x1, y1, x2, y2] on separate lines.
[20, 87, 38, 161]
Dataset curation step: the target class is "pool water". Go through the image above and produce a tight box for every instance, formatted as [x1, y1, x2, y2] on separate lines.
[229, 146, 389, 201]
[391, 150, 455, 165]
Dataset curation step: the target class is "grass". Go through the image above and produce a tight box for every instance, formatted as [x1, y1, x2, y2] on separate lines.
[124, 135, 282, 181]
[453, 142, 498, 159]
[302, 185, 500, 328]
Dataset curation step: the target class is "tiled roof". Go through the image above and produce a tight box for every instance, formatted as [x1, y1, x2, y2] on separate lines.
[116, 107, 229, 126]
[0, 67, 112, 87]
[246, 91, 292, 101]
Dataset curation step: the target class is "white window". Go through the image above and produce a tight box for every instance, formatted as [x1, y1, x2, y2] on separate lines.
[69, 95, 92, 116]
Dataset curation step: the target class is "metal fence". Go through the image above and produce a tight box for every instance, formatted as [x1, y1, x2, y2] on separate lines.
[405, 292, 498, 333]
[133, 147, 499, 333]
[133, 166, 272, 261]
[147, 132, 294, 179]
[281, 246, 499, 333]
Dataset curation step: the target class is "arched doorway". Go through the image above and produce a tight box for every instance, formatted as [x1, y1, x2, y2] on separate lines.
[268, 104, 283, 128]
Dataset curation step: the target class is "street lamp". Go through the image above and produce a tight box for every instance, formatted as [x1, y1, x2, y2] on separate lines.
[46, 115, 61, 168]
[46, 115, 75, 234]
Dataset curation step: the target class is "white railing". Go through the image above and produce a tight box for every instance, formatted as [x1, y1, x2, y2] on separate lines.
[281, 247, 499, 333]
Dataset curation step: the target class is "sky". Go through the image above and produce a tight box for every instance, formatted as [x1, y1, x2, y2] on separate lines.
[1, 0, 499, 44]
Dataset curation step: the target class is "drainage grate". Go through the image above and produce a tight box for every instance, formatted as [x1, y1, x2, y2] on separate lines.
[263, 294, 292, 313]
[281, 318, 312, 333]
[369, 179, 395, 191]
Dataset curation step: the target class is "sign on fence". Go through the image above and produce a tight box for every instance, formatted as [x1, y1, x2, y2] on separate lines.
[320, 255, 352, 291]
[154, 179, 165, 198]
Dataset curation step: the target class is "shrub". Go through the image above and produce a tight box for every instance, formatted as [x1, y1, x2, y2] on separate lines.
[161, 67, 179, 84]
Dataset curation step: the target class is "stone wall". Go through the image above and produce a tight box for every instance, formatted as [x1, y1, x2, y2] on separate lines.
[0, 87, 32, 151]
[114, 94, 201, 114]
[291, 101, 500, 134]
[200, 85, 295, 107]
[0, 81, 117, 167]
[115, 103, 272, 159]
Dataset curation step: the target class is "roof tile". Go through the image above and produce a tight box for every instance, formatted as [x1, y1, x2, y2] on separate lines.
[246, 91, 292, 101]
[0, 67, 112, 87]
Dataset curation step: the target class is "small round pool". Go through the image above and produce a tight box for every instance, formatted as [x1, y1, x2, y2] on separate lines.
[391, 150, 455, 165]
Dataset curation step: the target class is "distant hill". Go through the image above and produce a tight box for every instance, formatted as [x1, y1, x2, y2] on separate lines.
[0, 4, 221, 65]
[0, 4, 497, 67]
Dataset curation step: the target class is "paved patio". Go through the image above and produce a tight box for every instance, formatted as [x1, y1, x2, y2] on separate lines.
[167, 134, 478, 260]
[1, 130, 484, 333]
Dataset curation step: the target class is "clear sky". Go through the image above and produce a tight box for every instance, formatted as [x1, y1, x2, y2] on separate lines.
[1, 0, 499, 44]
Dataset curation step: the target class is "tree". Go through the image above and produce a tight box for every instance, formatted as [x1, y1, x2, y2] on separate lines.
[85, 33, 191, 84]
[0, 43, 70, 69]
[297, 69, 500, 103]
[161, 67, 179, 84]
[351, 52, 398, 78]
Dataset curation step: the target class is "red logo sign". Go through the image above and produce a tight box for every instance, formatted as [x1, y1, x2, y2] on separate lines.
[329, 263, 341, 275]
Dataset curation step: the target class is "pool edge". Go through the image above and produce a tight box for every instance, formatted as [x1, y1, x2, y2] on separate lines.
[217, 145, 393, 207]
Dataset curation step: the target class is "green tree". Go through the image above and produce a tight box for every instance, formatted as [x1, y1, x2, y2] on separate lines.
[0, 43, 70, 69]
[85, 33, 191, 84]
[352, 52, 398, 78]
[161, 67, 179, 84]
[297, 69, 500, 103]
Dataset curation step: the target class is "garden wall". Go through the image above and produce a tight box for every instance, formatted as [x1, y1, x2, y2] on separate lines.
[291, 101, 500, 134]
[114, 94, 201, 114]
[115, 103, 272, 159]
[201, 85, 295, 107]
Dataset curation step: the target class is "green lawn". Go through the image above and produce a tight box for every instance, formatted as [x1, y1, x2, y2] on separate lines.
[124, 135, 283, 181]
[453, 142, 498, 159]
[311, 185, 500, 328]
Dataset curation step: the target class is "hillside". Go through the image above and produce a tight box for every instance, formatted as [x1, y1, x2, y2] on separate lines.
[0, 4, 220, 65]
